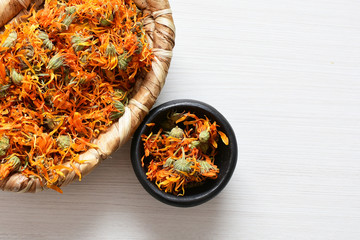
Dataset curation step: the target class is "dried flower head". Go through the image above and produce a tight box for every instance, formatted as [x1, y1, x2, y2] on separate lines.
[198, 160, 217, 174]
[11, 69, 23, 85]
[57, 135, 71, 150]
[118, 52, 131, 70]
[164, 157, 175, 168]
[99, 13, 114, 26]
[169, 126, 184, 139]
[0, 135, 10, 157]
[47, 53, 64, 70]
[0, 84, 10, 97]
[189, 140, 200, 149]
[2, 31, 17, 48]
[173, 148, 192, 173]
[199, 130, 210, 143]
[0, 155, 21, 180]
[71, 35, 92, 52]
[38, 31, 54, 50]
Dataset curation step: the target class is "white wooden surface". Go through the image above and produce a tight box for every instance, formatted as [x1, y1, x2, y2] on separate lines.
[1, 0, 360, 239]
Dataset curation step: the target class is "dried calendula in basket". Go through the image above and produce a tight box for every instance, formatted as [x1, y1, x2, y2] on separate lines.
[141, 112, 229, 196]
[0, 0, 153, 192]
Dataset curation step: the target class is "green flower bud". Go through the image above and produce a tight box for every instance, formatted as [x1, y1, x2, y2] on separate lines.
[0, 84, 10, 97]
[37, 31, 48, 40]
[57, 135, 71, 150]
[2, 31, 17, 48]
[62, 15, 75, 29]
[198, 160, 217, 174]
[168, 111, 183, 123]
[169, 126, 184, 139]
[38, 32, 54, 50]
[199, 130, 210, 143]
[24, 45, 34, 59]
[135, 37, 143, 54]
[46, 117, 59, 130]
[114, 89, 127, 99]
[99, 13, 114, 26]
[118, 52, 131, 70]
[65, 6, 77, 15]
[189, 140, 200, 149]
[11, 69, 23, 85]
[109, 111, 123, 121]
[110, 100, 125, 121]
[106, 42, 117, 57]
[80, 55, 87, 64]
[47, 53, 64, 70]
[114, 100, 125, 112]
[164, 157, 175, 168]
[160, 112, 183, 130]
[0, 135, 10, 157]
[173, 158, 191, 173]
[199, 142, 209, 153]
[71, 35, 92, 52]
[7, 156, 21, 171]
[173, 148, 192, 173]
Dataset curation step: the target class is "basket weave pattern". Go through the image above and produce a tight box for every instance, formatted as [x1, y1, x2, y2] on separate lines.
[0, 0, 175, 192]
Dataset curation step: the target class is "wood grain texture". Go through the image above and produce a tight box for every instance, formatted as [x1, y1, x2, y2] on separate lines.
[0, 0, 359, 239]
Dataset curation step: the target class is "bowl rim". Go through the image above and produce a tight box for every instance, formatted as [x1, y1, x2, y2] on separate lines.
[130, 99, 238, 207]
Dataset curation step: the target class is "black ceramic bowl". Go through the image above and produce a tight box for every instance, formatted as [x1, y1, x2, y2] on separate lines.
[131, 99, 237, 207]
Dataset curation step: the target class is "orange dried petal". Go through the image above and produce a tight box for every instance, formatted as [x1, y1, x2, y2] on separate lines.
[219, 131, 229, 145]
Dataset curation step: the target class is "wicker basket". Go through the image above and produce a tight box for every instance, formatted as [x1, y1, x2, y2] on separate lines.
[0, 0, 175, 192]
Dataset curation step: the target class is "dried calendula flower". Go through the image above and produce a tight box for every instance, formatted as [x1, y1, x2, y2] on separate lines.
[0, 84, 10, 97]
[199, 130, 210, 143]
[169, 126, 184, 139]
[57, 135, 71, 150]
[114, 89, 127, 100]
[65, 6, 77, 15]
[62, 15, 75, 29]
[135, 36, 143, 54]
[38, 31, 54, 50]
[0, 155, 21, 180]
[168, 111, 183, 123]
[118, 52, 131, 70]
[189, 140, 200, 149]
[47, 53, 64, 70]
[2, 31, 17, 48]
[7, 156, 21, 171]
[114, 100, 125, 112]
[0, 135, 10, 157]
[198, 160, 217, 174]
[46, 117, 60, 130]
[106, 42, 117, 57]
[109, 112, 123, 121]
[99, 13, 114, 26]
[24, 45, 34, 59]
[110, 100, 125, 120]
[11, 68, 23, 85]
[62, 7, 77, 29]
[173, 148, 192, 173]
[164, 157, 175, 168]
[199, 142, 209, 153]
[161, 111, 183, 130]
[71, 35, 92, 52]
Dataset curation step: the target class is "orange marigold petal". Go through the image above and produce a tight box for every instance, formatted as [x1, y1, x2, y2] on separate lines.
[219, 131, 229, 145]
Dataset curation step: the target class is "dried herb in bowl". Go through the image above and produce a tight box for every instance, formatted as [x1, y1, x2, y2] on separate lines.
[141, 112, 229, 196]
[0, 0, 153, 192]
